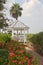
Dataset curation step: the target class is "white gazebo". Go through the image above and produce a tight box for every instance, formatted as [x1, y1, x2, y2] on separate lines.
[6, 20, 29, 43]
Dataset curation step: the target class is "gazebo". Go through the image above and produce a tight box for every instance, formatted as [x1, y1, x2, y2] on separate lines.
[7, 20, 29, 43]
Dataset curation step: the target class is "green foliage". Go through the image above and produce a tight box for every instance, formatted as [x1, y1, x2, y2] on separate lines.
[0, 33, 11, 43]
[0, 3, 4, 11]
[0, 13, 8, 28]
[0, 49, 8, 65]
[0, 42, 38, 65]
[26, 34, 34, 42]
[31, 56, 38, 65]
[27, 32, 43, 56]
[0, 0, 6, 3]
[7, 42, 37, 65]
[0, 0, 8, 29]
[24, 51, 30, 58]
[0, 0, 6, 11]
[30, 32, 43, 45]
[10, 3, 22, 20]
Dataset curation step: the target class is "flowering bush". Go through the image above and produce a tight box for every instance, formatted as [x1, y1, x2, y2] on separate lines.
[0, 42, 38, 65]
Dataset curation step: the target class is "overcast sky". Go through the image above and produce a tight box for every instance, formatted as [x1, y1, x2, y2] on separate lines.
[4, 0, 43, 33]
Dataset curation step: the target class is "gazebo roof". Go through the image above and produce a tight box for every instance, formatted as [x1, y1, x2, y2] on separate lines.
[6, 20, 29, 30]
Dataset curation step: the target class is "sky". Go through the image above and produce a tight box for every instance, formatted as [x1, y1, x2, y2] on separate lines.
[3, 0, 43, 33]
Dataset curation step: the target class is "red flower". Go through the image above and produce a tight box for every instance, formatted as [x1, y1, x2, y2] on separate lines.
[23, 56, 27, 58]
[9, 52, 15, 57]
[21, 50, 25, 53]
[27, 59, 31, 65]
[18, 61, 22, 64]
[16, 50, 19, 52]
[12, 60, 17, 63]
[23, 56, 28, 60]
[8, 48, 12, 51]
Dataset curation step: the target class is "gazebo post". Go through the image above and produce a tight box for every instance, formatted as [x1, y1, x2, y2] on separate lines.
[21, 29, 22, 42]
[12, 30, 14, 39]
[21, 29, 22, 34]
[17, 30, 18, 41]
[24, 29, 26, 43]
[27, 29, 29, 34]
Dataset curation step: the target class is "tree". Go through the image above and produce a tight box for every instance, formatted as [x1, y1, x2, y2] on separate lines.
[0, 0, 6, 3]
[10, 3, 22, 20]
[0, 0, 6, 10]
[0, 0, 8, 32]
[0, 13, 8, 29]
[0, 3, 4, 11]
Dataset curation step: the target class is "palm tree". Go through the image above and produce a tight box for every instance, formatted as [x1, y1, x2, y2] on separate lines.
[10, 3, 23, 20]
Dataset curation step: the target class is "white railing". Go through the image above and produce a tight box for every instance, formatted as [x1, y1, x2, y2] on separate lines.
[13, 34, 24, 42]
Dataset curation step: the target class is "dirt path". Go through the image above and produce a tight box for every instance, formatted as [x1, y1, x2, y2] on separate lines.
[25, 47, 43, 65]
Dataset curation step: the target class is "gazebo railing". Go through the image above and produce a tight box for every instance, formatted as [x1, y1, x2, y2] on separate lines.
[13, 34, 25, 42]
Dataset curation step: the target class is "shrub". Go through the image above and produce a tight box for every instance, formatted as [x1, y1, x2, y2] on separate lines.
[0, 42, 38, 65]
[27, 32, 43, 56]
[0, 33, 11, 48]
[30, 32, 43, 45]
[0, 33, 11, 43]
[26, 34, 34, 42]
[3, 33, 11, 43]
[0, 49, 8, 65]
[7, 43, 37, 65]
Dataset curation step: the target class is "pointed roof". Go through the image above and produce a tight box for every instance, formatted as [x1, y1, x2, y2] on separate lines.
[6, 20, 29, 30]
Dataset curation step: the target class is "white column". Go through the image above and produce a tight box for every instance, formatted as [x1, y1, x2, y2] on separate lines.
[12, 30, 14, 39]
[24, 29, 26, 43]
[17, 30, 18, 41]
[21, 30, 22, 34]
[27, 29, 29, 34]
[0, 29, 3, 33]
[21, 30, 22, 42]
